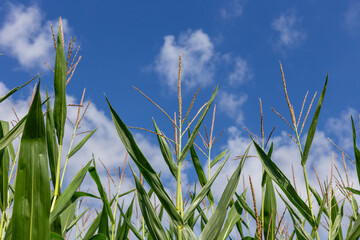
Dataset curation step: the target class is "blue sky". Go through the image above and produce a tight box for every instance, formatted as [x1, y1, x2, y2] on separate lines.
[1, 0, 360, 237]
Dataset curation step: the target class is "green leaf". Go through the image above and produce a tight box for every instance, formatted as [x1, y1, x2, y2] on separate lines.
[89, 166, 115, 224]
[183, 151, 232, 222]
[189, 139, 214, 207]
[60, 201, 76, 234]
[253, 140, 316, 227]
[178, 86, 218, 164]
[46, 90, 59, 189]
[263, 174, 276, 240]
[89, 234, 108, 240]
[12, 82, 51, 240]
[351, 116, 360, 186]
[236, 191, 256, 220]
[50, 161, 92, 223]
[301, 74, 328, 166]
[199, 144, 250, 240]
[281, 193, 313, 240]
[117, 201, 144, 240]
[153, 119, 177, 179]
[130, 165, 168, 240]
[346, 215, 360, 240]
[217, 198, 243, 240]
[63, 208, 88, 234]
[0, 74, 39, 103]
[98, 203, 110, 238]
[0, 121, 10, 211]
[0, 115, 26, 152]
[116, 197, 135, 240]
[310, 185, 329, 217]
[106, 97, 182, 226]
[210, 149, 227, 168]
[0, 98, 49, 153]
[67, 129, 96, 159]
[330, 202, 344, 240]
[50, 232, 64, 240]
[346, 187, 360, 196]
[53, 22, 67, 145]
[83, 213, 102, 240]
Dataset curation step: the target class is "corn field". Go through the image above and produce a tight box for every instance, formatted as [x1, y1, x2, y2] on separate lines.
[1, 18, 360, 240]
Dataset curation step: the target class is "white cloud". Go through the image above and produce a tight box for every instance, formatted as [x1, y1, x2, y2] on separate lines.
[217, 90, 248, 124]
[326, 108, 357, 152]
[0, 4, 70, 70]
[210, 123, 359, 238]
[271, 13, 306, 49]
[228, 57, 253, 85]
[220, 0, 244, 19]
[344, 1, 360, 31]
[154, 29, 215, 91]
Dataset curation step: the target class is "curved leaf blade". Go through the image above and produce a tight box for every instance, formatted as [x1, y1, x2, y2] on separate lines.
[301, 75, 328, 166]
[53, 22, 67, 145]
[253, 140, 316, 227]
[12, 82, 51, 240]
[199, 144, 250, 240]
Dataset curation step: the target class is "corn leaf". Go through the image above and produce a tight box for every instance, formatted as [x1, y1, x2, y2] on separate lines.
[98, 203, 110, 238]
[253, 140, 316, 227]
[301, 75, 328, 166]
[330, 202, 344, 240]
[46, 90, 59, 189]
[153, 119, 177, 179]
[183, 151, 231, 222]
[67, 129, 96, 159]
[0, 121, 10, 211]
[346, 214, 360, 240]
[217, 198, 243, 240]
[199, 144, 250, 240]
[236, 191, 256, 220]
[182, 225, 197, 240]
[116, 197, 135, 240]
[89, 166, 115, 224]
[351, 116, 360, 186]
[189, 139, 214, 207]
[117, 201, 144, 240]
[50, 232, 64, 240]
[83, 213, 102, 240]
[12, 82, 51, 240]
[50, 161, 92, 223]
[106, 97, 183, 226]
[130, 165, 168, 240]
[263, 174, 276, 240]
[89, 234, 108, 240]
[53, 22, 67, 145]
[178, 86, 218, 164]
[0, 115, 26, 152]
[0, 74, 39, 103]
[60, 201, 76, 235]
[210, 149, 227, 168]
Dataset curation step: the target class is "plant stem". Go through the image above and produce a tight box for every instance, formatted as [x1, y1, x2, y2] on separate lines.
[302, 164, 319, 240]
[0, 210, 5, 239]
[176, 122, 183, 240]
[51, 144, 63, 211]
[111, 178, 123, 240]
[60, 126, 78, 189]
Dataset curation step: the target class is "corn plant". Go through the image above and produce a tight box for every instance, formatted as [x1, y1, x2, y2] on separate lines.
[2, 16, 360, 240]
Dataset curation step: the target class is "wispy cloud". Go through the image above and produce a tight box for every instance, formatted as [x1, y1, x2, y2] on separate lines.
[220, 0, 244, 19]
[217, 90, 248, 124]
[271, 12, 306, 49]
[344, 1, 360, 32]
[0, 4, 70, 70]
[154, 29, 215, 91]
[228, 56, 253, 85]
